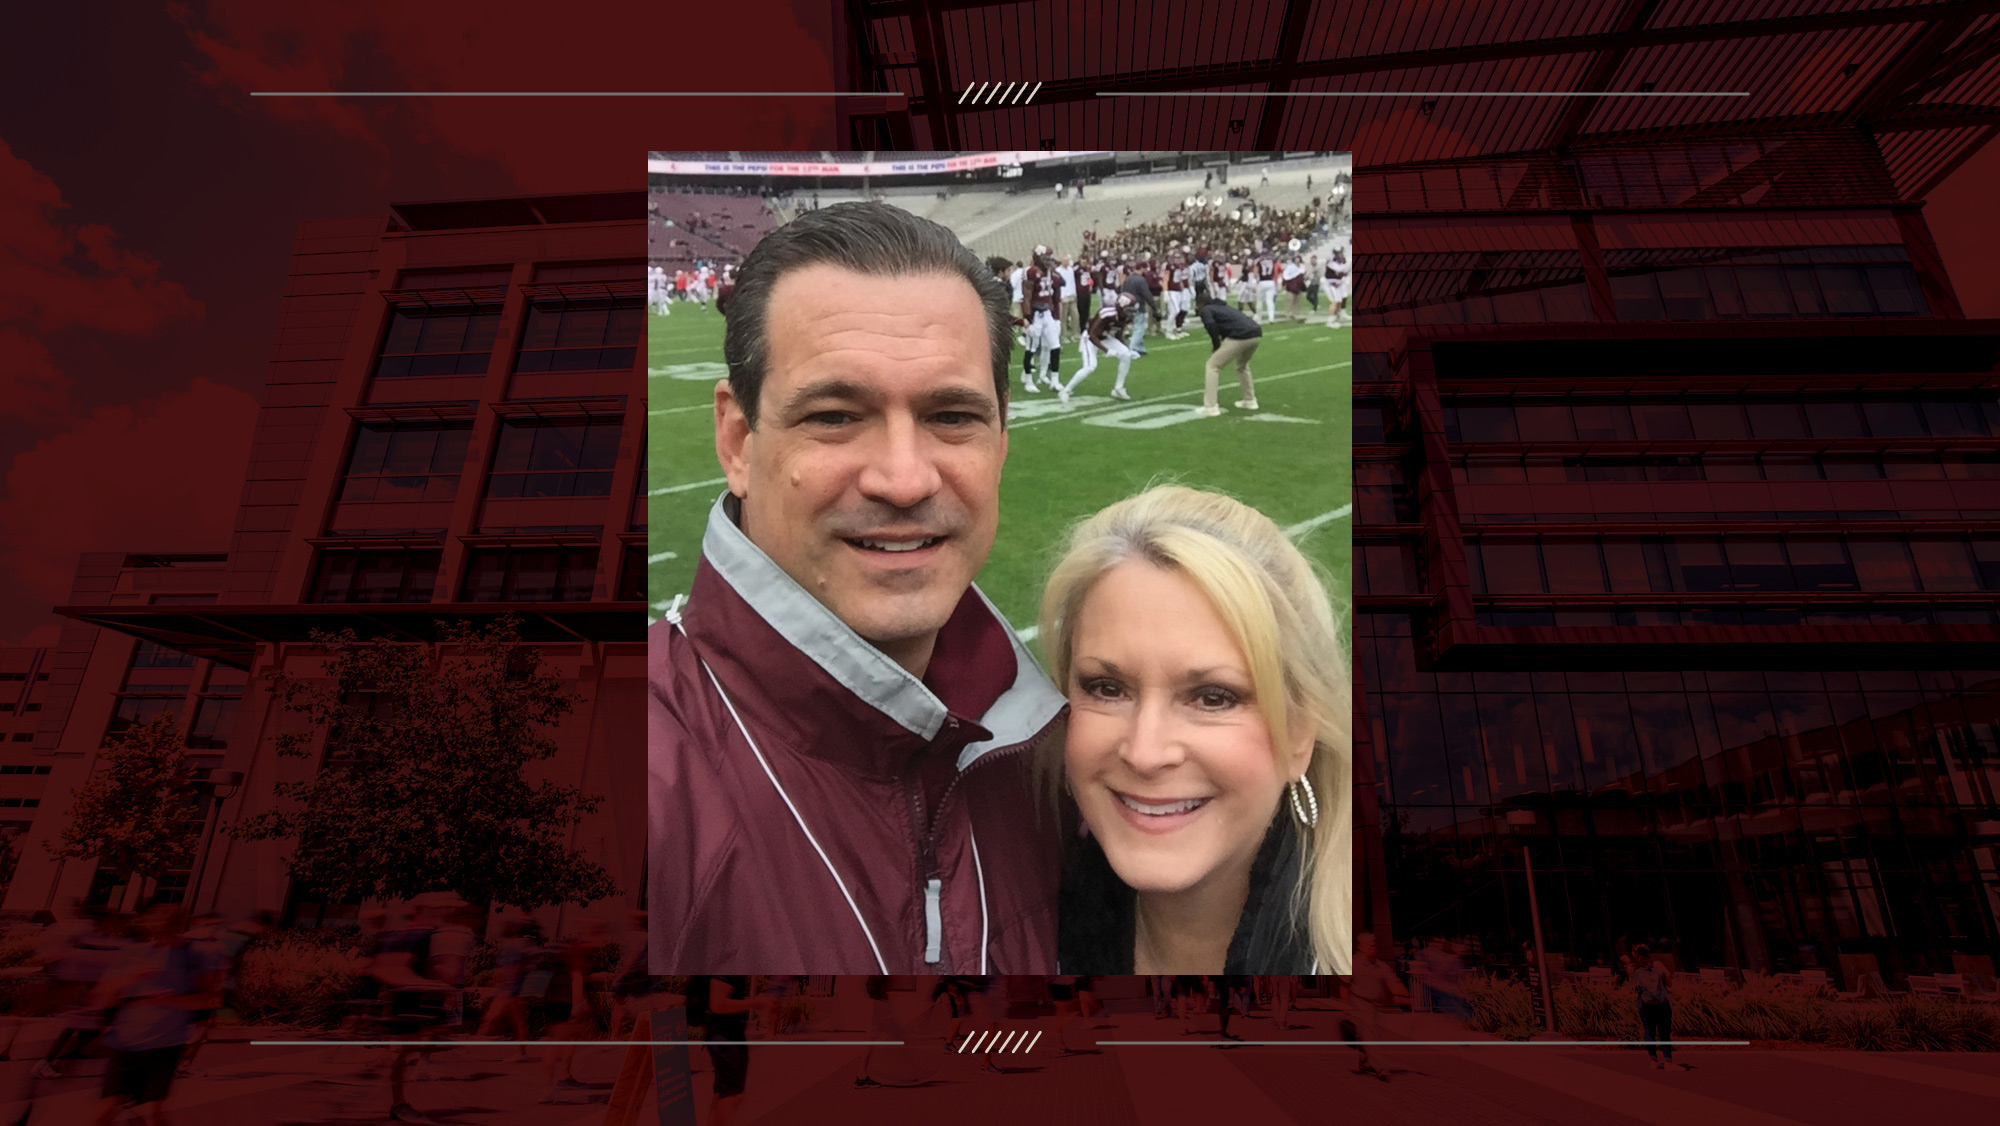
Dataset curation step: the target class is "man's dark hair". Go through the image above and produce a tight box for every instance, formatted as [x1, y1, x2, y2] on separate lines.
[722, 202, 1014, 428]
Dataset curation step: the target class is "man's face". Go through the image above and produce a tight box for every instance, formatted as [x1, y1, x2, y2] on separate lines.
[716, 264, 1006, 675]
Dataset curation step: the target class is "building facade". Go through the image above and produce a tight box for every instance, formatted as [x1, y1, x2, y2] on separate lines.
[1351, 171, 2000, 985]
[5, 192, 650, 929]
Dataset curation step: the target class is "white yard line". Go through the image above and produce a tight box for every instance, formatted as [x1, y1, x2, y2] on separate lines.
[1010, 359, 1350, 429]
[649, 476, 726, 497]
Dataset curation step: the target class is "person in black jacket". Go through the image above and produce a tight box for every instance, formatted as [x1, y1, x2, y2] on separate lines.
[1194, 296, 1262, 417]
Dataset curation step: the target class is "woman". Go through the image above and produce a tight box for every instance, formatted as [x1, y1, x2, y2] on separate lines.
[1045, 486, 1352, 976]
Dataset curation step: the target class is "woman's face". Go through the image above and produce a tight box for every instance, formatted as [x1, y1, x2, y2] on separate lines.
[1063, 560, 1310, 899]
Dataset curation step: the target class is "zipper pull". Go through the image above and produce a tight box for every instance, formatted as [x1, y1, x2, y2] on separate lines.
[924, 878, 943, 965]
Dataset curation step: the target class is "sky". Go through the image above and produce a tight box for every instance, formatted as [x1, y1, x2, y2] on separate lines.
[0, 1, 1991, 645]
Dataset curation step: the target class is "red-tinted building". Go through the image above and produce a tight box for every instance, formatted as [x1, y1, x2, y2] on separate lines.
[839, 0, 2000, 984]
[4, 193, 648, 928]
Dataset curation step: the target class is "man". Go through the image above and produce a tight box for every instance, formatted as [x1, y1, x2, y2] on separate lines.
[1021, 245, 1065, 391]
[1161, 252, 1189, 340]
[1061, 292, 1138, 404]
[1632, 946, 1693, 1071]
[90, 906, 217, 1126]
[1119, 263, 1161, 357]
[1056, 256, 1078, 342]
[1195, 295, 1263, 418]
[652, 202, 1067, 974]
[1282, 255, 1307, 320]
[1323, 248, 1352, 328]
[1344, 932, 1407, 1080]
[1254, 249, 1280, 323]
[700, 975, 773, 1125]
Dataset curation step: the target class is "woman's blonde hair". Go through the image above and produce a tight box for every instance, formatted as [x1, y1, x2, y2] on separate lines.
[1038, 485, 1352, 974]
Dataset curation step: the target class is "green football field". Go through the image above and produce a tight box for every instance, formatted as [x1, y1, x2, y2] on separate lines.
[647, 306, 1351, 655]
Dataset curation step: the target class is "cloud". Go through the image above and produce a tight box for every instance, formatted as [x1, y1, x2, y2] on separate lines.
[0, 378, 258, 612]
[0, 137, 203, 340]
[171, 1, 836, 191]
[0, 330, 73, 422]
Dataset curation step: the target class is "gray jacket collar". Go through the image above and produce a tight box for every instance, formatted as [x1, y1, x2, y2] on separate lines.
[700, 492, 1065, 767]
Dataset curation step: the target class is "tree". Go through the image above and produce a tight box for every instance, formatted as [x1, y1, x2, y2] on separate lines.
[228, 615, 617, 910]
[49, 710, 201, 911]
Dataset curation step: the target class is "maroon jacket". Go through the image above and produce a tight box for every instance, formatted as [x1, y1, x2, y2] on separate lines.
[650, 494, 1067, 974]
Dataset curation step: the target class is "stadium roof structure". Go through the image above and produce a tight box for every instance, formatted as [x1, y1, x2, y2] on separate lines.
[840, 0, 2000, 203]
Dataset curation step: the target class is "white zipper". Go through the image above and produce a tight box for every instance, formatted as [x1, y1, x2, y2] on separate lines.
[924, 878, 944, 965]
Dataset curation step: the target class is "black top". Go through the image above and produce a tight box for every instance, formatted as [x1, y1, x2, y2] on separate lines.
[706, 975, 749, 1040]
[1057, 814, 1314, 974]
[1197, 302, 1264, 346]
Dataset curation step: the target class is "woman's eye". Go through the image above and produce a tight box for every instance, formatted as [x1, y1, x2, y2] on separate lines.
[1193, 686, 1240, 710]
[1079, 678, 1124, 701]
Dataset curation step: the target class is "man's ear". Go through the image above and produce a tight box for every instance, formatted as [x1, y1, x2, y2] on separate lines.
[715, 378, 751, 497]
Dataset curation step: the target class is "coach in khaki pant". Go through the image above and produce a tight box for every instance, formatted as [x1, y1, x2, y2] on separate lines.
[1195, 294, 1262, 418]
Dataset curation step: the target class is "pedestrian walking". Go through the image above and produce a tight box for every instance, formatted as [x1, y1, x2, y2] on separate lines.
[1633, 946, 1694, 1071]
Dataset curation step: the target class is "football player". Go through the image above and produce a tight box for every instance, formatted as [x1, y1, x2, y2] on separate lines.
[1061, 291, 1139, 404]
[1324, 248, 1352, 328]
[1021, 244, 1064, 393]
[1255, 248, 1280, 323]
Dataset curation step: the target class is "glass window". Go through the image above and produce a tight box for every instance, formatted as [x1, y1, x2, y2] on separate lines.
[1601, 538, 1664, 592]
[617, 543, 648, 602]
[1353, 406, 1387, 443]
[1862, 401, 1927, 436]
[1704, 455, 1762, 481]
[340, 421, 472, 503]
[514, 296, 643, 372]
[1820, 454, 1882, 480]
[487, 416, 623, 498]
[1923, 400, 1984, 437]
[1456, 406, 1518, 443]
[1848, 537, 1919, 590]
[130, 641, 196, 669]
[1746, 402, 1808, 439]
[1688, 402, 1752, 439]
[1610, 273, 1663, 321]
[1786, 537, 1857, 590]
[1816, 266, 1873, 315]
[1362, 542, 1419, 595]
[1656, 268, 1710, 320]
[1669, 537, 1730, 592]
[1467, 457, 1526, 483]
[1760, 455, 1821, 480]
[1541, 538, 1607, 594]
[1705, 266, 1745, 317]
[186, 697, 240, 751]
[1881, 454, 1944, 479]
[1573, 404, 1634, 440]
[1865, 265, 1926, 315]
[309, 548, 442, 604]
[461, 545, 599, 602]
[1475, 540, 1543, 593]
[1787, 267, 1825, 315]
[105, 697, 181, 744]
[375, 302, 501, 379]
[1514, 405, 1577, 441]
[1724, 537, 1792, 591]
[1631, 403, 1693, 440]
[1972, 537, 2000, 590]
[1803, 402, 1867, 438]
[1737, 267, 1791, 316]
[1909, 538, 1979, 591]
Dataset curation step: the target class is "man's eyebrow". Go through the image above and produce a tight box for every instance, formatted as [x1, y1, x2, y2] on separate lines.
[919, 386, 1000, 414]
[779, 379, 874, 415]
